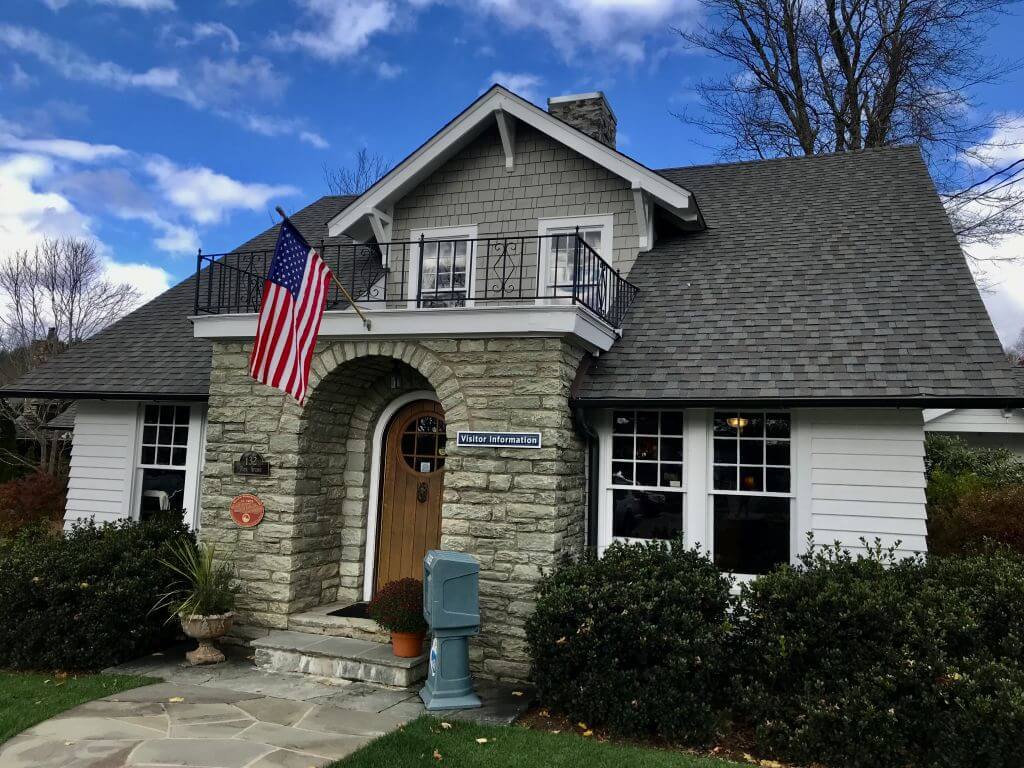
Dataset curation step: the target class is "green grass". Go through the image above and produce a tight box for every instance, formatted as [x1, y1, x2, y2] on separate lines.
[0, 671, 156, 744]
[333, 717, 749, 768]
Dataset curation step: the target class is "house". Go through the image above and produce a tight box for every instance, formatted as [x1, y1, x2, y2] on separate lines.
[5, 86, 1021, 681]
[924, 403, 1024, 457]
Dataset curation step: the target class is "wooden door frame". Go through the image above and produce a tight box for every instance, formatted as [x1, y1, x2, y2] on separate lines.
[362, 390, 441, 602]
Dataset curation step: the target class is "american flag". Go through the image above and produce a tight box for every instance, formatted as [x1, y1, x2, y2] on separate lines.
[248, 217, 333, 404]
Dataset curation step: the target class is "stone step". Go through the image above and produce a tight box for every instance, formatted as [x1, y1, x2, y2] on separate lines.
[288, 604, 390, 643]
[252, 629, 427, 689]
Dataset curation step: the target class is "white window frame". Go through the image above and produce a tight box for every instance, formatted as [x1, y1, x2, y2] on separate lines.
[595, 408, 686, 554]
[130, 402, 206, 531]
[537, 214, 614, 306]
[705, 409, 798, 580]
[407, 224, 479, 309]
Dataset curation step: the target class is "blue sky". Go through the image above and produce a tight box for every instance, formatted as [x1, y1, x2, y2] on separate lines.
[1, 0, 1022, 343]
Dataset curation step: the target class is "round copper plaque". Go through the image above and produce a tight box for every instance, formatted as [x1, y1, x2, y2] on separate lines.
[230, 493, 265, 528]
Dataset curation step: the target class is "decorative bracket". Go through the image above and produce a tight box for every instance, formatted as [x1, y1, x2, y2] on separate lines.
[632, 186, 654, 251]
[368, 207, 393, 266]
[495, 108, 516, 172]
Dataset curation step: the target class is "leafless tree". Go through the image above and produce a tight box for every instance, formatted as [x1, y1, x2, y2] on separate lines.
[0, 237, 141, 474]
[1007, 326, 1024, 366]
[675, 0, 1024, 260]
[323, 148, 390, 196]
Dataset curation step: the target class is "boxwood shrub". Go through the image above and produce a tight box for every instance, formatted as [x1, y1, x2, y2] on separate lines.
[0, 514, 192, 671]
[525, 540, 733, 744]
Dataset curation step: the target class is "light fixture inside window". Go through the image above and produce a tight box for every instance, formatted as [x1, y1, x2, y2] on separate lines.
[726, 416, 749, 429]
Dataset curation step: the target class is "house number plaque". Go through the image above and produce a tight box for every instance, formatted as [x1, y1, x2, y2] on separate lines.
[230, 493, 265, 528]
[233, 451, 271, 476]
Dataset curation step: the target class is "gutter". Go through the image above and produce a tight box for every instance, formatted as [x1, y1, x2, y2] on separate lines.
[0, 389, 209, 401]
[570, 395, 1024, 409]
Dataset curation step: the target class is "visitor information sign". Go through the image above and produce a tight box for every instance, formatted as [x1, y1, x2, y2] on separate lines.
[455, 431, 542, 449]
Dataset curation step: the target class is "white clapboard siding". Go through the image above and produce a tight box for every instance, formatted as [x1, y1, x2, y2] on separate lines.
[923, 408, 1024, 434]
[806, 409, 927, 557]
[65, 401, 137, 527]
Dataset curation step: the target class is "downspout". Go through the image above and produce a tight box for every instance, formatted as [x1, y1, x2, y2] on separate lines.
[570, 354, 600, 554]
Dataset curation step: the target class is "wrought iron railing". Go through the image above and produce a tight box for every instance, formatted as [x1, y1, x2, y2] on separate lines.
[193, 231, 639, 327]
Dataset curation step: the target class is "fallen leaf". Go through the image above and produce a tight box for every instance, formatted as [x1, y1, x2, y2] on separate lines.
[556, 636, 568, 645]
[476, 738, 488, 744]
[539, 708, 550, 717]
[64, 742, 72, 746]
[432, 749, 442, 761]
[759, 761, 784, 768]
[168, 697, 185, 703]
[511, 690, 524, 697]
[577, 722, 588, 730]
[582, 730, 593, 737]
[440, 722, 452, 730]
[550, 729, 561, 734]
[743, 754, 757, 764]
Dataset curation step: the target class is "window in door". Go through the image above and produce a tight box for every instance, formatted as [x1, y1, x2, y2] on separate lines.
[539, 215, 613, 311]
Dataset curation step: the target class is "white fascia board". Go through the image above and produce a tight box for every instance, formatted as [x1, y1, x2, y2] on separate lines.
[922, 408, 955, 423]
[191, 304, 619, 353]
[326, 86, 696, 239]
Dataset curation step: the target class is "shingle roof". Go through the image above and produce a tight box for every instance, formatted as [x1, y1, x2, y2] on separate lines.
[576, 146, 1021, 405]
[2, 195, 355, 400]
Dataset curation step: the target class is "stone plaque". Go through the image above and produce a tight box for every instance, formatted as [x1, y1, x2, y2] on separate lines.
[233, 451, 270, 476]
[230, 493, 265, 528]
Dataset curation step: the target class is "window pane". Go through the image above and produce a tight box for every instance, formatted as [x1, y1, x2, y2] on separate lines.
[713, 439, 737, 464]
[174, 406, 190, 425]
[636, 412, 659, 434]
[660, 411, 683, 435]
[158, 425, 173, 445]
[739, 440, 763, 465]
[173, 426, 189, 446]
[142, 425, 156, 444]
[659, 463, 683, 488]
[713, 413, 737, 437]
[713, 466, 737, 490]
[766, 413, 791, 438]
[139, 468, 186, 521]
[612, 436, 633, 460]
[171, 447, 187, 466]
[159, 405, 174, 424]
[156, 446, 171, 465]
[636, 436, 658, 460]
[740, 466, 763, 492]
[611, 462, 634, 485]
[737, 412, 763, 437]
[140, 446, 155, 465]
[766, 440, 790, 466]
[416, 435, 436, 456]
[713, 495, 790, 574]
[144, 405, 158, 423]
[636, 463, 657, 487]
[613, 411, 634, 433]
[766, 467, 791, 493]
[612, 489, 682, 540]
[660, 436, 683, 462]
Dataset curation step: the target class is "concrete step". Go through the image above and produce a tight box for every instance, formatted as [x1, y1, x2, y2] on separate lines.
[252, 629, 427, 689]
[288, 603, 389, 643]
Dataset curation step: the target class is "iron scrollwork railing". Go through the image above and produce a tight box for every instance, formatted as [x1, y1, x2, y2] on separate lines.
[194, 231, 639, 328]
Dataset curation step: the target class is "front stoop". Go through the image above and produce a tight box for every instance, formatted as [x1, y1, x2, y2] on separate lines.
[288, 603, 390, 642]
[253, 630, 427, 689]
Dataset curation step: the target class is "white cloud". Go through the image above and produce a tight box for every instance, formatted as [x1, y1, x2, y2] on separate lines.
[114, 208, 200, 254]
[376, 61, 404, 79]
[174, 22, 241, 53]
[271, 0, 396, 61]
[970, 236, 1024, 346]
[0, 132, 127, 163]
[41, 0, 176, 11]
[144, 157, 299, 224]
[964, 114, 1024, 169]
[102, 259, 172, 302]
[487, 71, 543, 104]
[0, 153, 91, 254]
[7, 63, 35, 90]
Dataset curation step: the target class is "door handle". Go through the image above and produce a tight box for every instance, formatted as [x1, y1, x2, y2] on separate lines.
[417, 481, 428, 503]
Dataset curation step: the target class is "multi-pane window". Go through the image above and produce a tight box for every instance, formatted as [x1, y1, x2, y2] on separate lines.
[399, 413, 447, 474]
[548, 228, 603, 298]
[419, 239, 470, 307]
[711, 412, 792, 574]
[137, 405, 190, 520]
[609, 410, 684, 541]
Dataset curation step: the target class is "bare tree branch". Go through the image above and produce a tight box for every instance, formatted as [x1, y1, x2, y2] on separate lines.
[323, 149, 390, 196]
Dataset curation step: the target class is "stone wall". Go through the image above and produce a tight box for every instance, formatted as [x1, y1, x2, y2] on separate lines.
[389, 123, 641, 290]
[201, 335, 587, 679]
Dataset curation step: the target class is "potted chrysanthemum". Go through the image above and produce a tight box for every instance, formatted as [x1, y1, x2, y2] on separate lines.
[368, 578, 427, 658]
[155, 540, 237, 665]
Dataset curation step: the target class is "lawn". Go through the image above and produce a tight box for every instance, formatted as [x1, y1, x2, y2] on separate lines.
[333, 717, 750, 768]
[0, 671, 156, 744]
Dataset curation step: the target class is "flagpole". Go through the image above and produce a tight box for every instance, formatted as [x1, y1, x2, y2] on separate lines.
[275, 206, 372, 332]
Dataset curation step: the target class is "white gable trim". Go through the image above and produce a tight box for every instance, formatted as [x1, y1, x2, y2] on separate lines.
[327, 86, 700, 241]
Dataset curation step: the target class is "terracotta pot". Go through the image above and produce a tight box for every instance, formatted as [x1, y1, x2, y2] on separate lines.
[391, 630, 425, 658]
[179, 611, 235, 666]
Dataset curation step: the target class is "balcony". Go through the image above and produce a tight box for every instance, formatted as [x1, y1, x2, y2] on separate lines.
[193, 232, 639, 329]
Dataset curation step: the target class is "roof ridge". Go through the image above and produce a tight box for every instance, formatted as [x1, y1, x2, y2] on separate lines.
[655, 144, 920, 174]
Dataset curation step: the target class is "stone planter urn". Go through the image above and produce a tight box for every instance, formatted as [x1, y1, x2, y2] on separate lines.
[180, 612, 235, 665]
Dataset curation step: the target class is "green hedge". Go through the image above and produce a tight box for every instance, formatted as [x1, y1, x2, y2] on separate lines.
[0, 515, 192, 671]
[526, 541, 733, 744]
[527, 542, 1024, 768]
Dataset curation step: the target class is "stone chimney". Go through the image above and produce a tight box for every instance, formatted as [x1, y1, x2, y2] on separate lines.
[547, 92, 617, 149]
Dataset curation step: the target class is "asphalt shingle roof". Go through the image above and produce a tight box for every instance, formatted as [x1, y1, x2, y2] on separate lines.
[577, 146, 1021, 404]
[2, 195, 355, 400]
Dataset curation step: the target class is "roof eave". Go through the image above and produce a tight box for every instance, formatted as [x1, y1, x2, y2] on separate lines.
[571, 395, 1024, 409]
[0, 388, 208, 401]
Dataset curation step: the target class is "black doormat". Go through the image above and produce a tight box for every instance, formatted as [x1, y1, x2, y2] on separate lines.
[327, 602, 370, 619]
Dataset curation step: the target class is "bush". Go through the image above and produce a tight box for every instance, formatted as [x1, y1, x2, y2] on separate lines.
[732, 543, 1024, 768]
[526, 540, 733, 744]
[368, 578, 426, 634]
[0, 471, 66, 536]
[0, 514, 192, 670]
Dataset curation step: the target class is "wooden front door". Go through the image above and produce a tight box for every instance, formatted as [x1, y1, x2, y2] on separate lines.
[374, 399, 446, 593]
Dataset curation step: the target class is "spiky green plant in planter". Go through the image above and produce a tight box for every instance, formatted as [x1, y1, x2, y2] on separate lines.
[154, 540, 237, 665]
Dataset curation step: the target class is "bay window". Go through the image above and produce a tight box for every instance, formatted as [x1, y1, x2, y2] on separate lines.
[711, 411, 793, 574]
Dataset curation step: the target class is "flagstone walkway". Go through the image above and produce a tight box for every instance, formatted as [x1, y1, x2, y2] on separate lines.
[0, 650, 532, 768]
